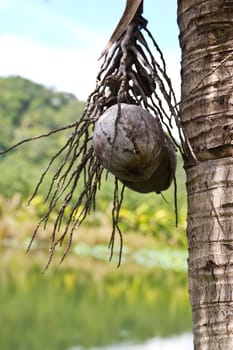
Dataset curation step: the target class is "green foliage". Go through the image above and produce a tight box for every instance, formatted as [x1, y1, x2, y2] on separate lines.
[0, 76, 85, 196]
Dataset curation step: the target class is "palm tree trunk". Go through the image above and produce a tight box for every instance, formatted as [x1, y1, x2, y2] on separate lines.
[178, 0, 233, 348]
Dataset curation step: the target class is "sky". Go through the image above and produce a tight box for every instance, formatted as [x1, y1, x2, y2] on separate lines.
[0, 0, 181, 101]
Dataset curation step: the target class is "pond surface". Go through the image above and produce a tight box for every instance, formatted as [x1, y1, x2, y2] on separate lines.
[0, 246, 192, 350]
[70, 333, 193, 349]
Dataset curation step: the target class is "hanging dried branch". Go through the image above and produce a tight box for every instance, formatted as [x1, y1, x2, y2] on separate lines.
[100, 0, 143, 58]
[1, 2, 184, 269]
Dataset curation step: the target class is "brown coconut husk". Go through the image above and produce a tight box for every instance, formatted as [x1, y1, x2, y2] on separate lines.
[93, 103, 177, 193]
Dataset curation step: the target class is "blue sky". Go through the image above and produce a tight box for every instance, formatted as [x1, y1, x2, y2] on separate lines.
[0, 0, 180, 100]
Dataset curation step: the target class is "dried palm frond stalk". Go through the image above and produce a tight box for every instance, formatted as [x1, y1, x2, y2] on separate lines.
[7, 2, 184, 268]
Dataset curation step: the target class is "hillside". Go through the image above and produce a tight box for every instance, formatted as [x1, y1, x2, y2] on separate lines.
[0, 76, 85, 197]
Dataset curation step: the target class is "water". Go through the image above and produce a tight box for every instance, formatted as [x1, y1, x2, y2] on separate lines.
[0, 247, 192, 350]
[70, 333, 193, 350]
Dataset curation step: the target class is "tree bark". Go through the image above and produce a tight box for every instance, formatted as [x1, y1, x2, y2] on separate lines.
[178, 0, 233, 349]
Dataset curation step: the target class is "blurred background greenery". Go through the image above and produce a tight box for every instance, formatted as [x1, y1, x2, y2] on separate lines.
[0, 76, 191, 349]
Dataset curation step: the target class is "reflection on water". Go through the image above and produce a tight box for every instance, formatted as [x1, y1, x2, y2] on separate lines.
[73, 243, 188, 271]
[69, 333, 193, 349]
[0, 247, 192, 350]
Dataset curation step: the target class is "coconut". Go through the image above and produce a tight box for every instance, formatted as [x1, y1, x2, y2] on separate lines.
[122, 135, 177, 193]
[92, 103, 176, 193]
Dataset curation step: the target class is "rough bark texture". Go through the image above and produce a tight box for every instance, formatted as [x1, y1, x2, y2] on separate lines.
[178, 0, 233, 349]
